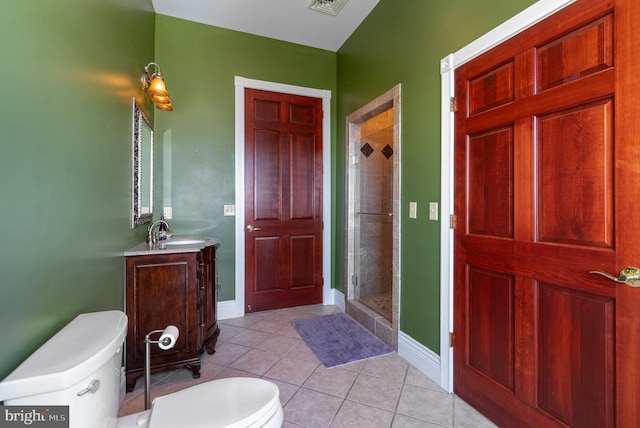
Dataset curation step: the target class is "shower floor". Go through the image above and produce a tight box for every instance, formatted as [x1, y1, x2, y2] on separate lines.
[359, 292, 392, 321]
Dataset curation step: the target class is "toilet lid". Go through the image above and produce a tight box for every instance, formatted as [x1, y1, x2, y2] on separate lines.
[148, 377, 281, 428]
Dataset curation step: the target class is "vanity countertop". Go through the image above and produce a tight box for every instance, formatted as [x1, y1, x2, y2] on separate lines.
[124, 235, 219, 256]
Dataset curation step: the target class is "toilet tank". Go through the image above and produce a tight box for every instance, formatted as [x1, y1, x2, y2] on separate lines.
[0, 311, 128, 428]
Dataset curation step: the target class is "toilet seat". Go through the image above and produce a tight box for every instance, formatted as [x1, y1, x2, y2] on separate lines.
[148, 377, 282, 428]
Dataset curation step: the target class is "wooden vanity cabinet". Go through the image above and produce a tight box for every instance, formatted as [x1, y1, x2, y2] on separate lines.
[200, 244, 221, 354]
[124, 243, 220, 392]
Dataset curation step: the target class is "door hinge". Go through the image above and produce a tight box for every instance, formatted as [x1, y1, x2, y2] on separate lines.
[449, 214, 457, 229]
[352, 274, 358, 286]
[449, 332, 456, 348]
[450, 97, 458, 112]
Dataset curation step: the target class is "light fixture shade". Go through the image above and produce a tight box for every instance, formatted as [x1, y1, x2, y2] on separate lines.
[156, 101, 173, 111]
[151, 94, 171, 104]
[148, 76, 168, 97]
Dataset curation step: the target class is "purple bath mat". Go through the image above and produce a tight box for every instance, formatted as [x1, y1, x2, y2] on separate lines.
[291, 312, 393, 367]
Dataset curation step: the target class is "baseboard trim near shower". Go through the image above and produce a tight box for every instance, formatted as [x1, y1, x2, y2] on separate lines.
[398, 331, 441, 388]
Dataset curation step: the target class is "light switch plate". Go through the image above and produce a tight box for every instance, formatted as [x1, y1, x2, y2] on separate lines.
[163, 207, 173, 219]
[223, 204, 236, 216]
[409, 202, 417, 219]
[429, 202, 438, 221]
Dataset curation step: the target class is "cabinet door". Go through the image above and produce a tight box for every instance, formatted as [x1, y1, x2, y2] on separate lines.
[125, 252, 200, 388]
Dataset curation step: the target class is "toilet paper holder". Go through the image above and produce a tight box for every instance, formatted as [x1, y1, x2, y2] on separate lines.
[144, 326, 179, 410]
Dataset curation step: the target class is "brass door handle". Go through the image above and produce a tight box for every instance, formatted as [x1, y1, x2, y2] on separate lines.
[589, 267, 640, 287]
[246, 225, 262, 232]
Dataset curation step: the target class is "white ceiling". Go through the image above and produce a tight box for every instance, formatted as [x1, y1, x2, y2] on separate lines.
[151, 0, 380, 52]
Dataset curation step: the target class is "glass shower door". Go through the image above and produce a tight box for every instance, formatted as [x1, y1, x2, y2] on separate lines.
[354, 119, 394, 321]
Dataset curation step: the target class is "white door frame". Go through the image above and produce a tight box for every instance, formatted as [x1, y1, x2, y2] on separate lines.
[232, 76, 332, 318]
[439, 0, 576, 393]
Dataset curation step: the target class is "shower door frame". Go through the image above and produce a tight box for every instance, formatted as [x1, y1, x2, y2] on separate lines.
[345, 84, 401, 349]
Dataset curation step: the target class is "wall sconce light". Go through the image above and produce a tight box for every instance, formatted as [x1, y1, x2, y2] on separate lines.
[141, 62, 173, 111]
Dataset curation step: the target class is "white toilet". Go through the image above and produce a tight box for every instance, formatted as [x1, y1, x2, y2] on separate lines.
[0, 311, 283, 428]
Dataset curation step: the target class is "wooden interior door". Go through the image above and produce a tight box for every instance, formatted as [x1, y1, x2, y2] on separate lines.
[244, 88, 323, 313]
[453, 0, 640, 426]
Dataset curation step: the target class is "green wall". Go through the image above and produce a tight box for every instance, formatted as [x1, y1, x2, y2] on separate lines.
[0, 0, 155, 379]
[153, 15, 337, 301]
[335, 0, 535, 352]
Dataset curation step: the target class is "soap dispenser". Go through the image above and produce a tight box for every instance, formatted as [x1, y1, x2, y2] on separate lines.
[159, 214, 167, 240]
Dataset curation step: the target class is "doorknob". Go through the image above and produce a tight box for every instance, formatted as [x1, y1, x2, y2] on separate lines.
[589, 267, 640, 287]
[246, 225, 262, 232]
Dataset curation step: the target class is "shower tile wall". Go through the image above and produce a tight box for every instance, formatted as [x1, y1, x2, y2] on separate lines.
[358, 111, 394, 300]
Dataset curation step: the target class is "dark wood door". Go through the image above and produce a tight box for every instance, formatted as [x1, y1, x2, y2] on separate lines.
[244, 88, 323, 313]
[453, 0, 640, 426]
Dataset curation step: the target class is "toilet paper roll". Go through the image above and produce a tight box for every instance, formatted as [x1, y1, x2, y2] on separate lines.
[158, 325, 179, 350]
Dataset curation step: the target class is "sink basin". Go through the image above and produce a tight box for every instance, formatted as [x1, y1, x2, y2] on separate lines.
[163, 239, 206, 246]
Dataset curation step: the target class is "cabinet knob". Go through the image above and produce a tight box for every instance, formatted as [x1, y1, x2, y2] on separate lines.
[200, 323, 205, 327]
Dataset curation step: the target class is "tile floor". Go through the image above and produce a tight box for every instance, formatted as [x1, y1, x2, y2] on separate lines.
[119, 305, 497, 427]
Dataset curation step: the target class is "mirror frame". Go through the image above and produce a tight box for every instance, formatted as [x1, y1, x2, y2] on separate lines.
[131, 98, 154, 228]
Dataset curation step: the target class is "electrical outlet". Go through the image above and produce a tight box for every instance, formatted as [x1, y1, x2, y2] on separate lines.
[223, 205, 236, 216]
[163, 207, 173, 219]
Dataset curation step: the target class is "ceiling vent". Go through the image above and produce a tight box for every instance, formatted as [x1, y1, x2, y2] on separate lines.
[309, 0, 348, 16]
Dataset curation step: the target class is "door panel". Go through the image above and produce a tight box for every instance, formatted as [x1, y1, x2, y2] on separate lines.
[454, 0, 640, 426]
[245, 89, 323, 312]
[537, 100, 614, 247]
[538, 284, 614, 426]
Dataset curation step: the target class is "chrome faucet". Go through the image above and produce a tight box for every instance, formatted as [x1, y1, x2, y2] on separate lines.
[148, 219, 170, 246]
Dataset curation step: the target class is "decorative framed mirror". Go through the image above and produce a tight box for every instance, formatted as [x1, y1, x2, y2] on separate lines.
[131, 99, 153, 228]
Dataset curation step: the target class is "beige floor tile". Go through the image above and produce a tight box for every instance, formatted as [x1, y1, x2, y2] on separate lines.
[268, 379, 301, 407]
[404, 365, 445, 392]
[248, 317, 291, 333]
[213, 366, 260, 379]
[303, 365, 359, 398]
[453, 395, 497, 428]
[254, 333, 301, 355]
[274, 322, 301, 338]
[205, 341, 251, 366]
[331, 400, 394, 428]
[284, 388, 343, 428]
[225, 328, 272, 347]
[286, 340, 321, 363]
[216, 323, 244, 341]
[346, 373, 403, 412]
[391, 414, 444, 427]
[264, 356, 319, 385]
[335, 358, 366, 373]
[229, 348, 281, 375]
[396, 384, 453, 427]
[361, 353, 409, 383]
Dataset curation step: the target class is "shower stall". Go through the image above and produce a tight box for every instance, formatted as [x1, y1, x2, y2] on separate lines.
[354, 113, 394, 319]
[345, 85, 401, 349]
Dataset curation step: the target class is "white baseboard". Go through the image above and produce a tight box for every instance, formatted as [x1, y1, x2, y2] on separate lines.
[217, 300, 242, 320]
[398, 330, 444, 390]
[330, 289, 345, 312]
